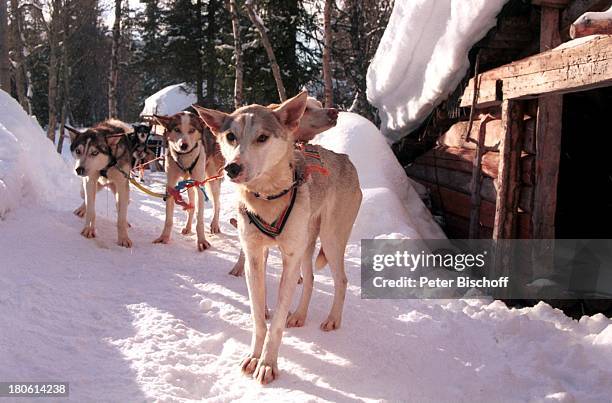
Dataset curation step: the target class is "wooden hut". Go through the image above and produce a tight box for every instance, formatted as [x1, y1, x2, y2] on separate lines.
[403, 0, 612, 240]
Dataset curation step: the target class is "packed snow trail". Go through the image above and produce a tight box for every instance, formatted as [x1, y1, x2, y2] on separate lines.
[1, 92, 612, 402]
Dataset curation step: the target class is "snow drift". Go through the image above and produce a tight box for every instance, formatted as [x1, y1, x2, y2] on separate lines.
[314, 112, 445, 239]
[0, 90, 76, 218]
[367, 0, 508, 140]
[140, 83, 198, 117]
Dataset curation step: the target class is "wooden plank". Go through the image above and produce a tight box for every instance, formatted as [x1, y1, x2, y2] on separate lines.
[416, 147, 535, 185]
[469, 115, 495, 238]
[406, 163, 533, 212]
[532, 0, 570, 8]
[493, 100, 524, 239]
[561, 0, 612, 38]
[438, 120, 503, 150]
[460, 35, 612, 107]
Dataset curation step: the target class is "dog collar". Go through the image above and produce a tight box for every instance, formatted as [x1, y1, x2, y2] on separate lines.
[251, 176, 301, 200]
[171, 143, 201, 174]
[241, 178, 298, 239]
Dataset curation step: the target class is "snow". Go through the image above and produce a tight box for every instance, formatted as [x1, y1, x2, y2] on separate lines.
[1, 93, 612, 401]
[141, 83, 198, 117]
[367, 0, 509, 140]
[0, 89, 76, 218]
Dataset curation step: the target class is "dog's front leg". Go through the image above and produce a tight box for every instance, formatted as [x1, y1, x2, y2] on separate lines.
[253, 251, 303, 384]
[115, 180, 132, 248]
[153, 175, 179, 244]
[194, 186, 210, 251]
[241, 244, 268, 376]
[181, 187, 195, 235]
[81, 176, 97, 238]
[206, 179, 221, 234]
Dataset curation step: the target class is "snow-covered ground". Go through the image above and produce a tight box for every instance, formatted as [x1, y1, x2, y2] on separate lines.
[2, 91, 612, 402]
[367, 0, 509, 140]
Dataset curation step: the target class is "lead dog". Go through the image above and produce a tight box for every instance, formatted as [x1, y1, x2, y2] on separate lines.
[228, 96, 339, 277]
[153, 111, 224, 251]
[68, 119, 135, 247]
[194, 91, 361, 384]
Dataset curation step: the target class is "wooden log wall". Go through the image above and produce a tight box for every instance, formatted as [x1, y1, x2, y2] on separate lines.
[405, 105, 537, 239]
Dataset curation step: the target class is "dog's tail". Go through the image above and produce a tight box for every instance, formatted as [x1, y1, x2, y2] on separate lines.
[315, 248, 327, 270]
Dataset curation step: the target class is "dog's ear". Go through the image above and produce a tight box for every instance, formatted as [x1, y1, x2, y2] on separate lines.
[273, 91, 308, 132]
[106, 133, 125, 147]
[192, 105, 228, 135]
[153, 115, 173, 131]
[65, 125, 82, 143]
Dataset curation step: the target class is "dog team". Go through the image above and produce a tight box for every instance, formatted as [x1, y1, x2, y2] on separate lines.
[67, 91, 362, 384]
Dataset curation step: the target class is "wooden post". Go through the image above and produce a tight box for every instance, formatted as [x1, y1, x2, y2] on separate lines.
[493, 100, 524, 239]
[532, 6, 563, 239]
[468, 114, 495, 239]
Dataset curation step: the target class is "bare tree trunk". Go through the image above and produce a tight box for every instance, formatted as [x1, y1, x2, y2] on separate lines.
[245, 0, 286, 101]
[322, 0, 333, 107]
[46, 1, 62, 142]
[108, 0, 122, 118]
[57, 4, 71, 154]
[195, 0, 204, 104]
[227, 0, 243, 108]
[9, 0, 32, 113]
[205, 0, 218, 106]
[0, 0, 10, 92]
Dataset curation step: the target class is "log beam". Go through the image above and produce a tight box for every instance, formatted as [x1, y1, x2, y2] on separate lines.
[460, 35, 612, 108]
[493, 100, 524, 239]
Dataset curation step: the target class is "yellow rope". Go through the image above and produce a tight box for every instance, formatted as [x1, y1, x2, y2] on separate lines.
[129, 178, 166, 199]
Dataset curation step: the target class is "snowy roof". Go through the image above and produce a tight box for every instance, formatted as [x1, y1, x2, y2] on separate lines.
[140, 83, 198, 117]
[366, 0, 509, 141]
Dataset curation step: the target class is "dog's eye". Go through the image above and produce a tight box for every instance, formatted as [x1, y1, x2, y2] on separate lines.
[188, 128, 195, 134]
[91, 150, 99, 156]
[75, 149, 81, 155]
[226, 133, 237, 143]
[256, 134, 269, 143]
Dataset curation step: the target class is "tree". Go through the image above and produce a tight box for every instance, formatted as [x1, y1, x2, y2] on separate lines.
[0, 0, 11, 91]
[322, 0, 333, 107]
[245, 0, 286, 101]
[9, 0, 32, 112]
[227, 0, 243, 108]
[108, 0, 122, 118]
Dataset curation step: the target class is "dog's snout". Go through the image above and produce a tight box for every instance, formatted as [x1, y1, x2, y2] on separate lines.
[75, 167, 85, 176]
[328, 108, 339, 120]
[180, 143, 189, 151]
[225, 163, 243, 179]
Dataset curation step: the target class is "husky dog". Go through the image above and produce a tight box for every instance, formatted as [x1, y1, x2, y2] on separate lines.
[194, 91, 361, 384]
[153, 111, 224, 251]
[69, 119, 135, 247]
[228, 96, 340, 277]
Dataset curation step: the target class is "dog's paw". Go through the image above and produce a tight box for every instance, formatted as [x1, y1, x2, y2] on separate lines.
[81, 226, 96, 238]
[240, 356, 260, 375]
[209, 221, 221, 234]
[181, 227, 193, 235]
[73, 205, 86, 218]
[197, 238, 211, 251]
[297, 276, 303, 285]
[228, 262, 244, 277]
[118, 237, 133, 248]
[286, 311, 306, 328]
[153, 235, 170, 244]
[253, 360, 278, 385]
[320, 316, 341, 332]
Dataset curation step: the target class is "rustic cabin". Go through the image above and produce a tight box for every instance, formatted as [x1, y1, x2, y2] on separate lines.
[396, 0, 612, 242]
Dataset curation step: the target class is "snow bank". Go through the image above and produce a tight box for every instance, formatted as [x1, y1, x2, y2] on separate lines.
[0, 90, 76, 218]
[367, 0, 508, 140]
[314, 112, 445, 239]
[140, 83, 198, 117]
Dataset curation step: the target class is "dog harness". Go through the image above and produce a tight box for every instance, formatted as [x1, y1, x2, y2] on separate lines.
[241, 144, 329, 239]
[170, 143, 202, 174]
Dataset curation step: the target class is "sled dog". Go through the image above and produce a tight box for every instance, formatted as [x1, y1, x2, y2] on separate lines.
[153, 111, 224, 251]
[228, 96, 339, 276]
[69, 119, 136, 247]
[194, 91, 361, 384]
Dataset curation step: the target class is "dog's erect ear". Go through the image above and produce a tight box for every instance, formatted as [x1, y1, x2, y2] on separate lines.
[65, 125, 82, 143]
[153, 114, 173, 131]
[106, 133, 125, 147]
[192, 105, 228, 135]
[273, 91, 308, 132]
